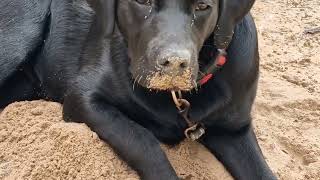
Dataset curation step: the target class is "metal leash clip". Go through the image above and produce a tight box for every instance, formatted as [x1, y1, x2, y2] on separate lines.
[184, 124, 205, 141]
[171, 91, 205, 141]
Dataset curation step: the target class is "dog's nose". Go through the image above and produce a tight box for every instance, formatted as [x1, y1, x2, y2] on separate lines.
[157, 49, 191, 72]
[158, 56, 189, 70]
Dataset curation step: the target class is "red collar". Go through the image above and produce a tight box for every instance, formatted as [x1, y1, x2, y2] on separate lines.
[197, 49, 227, 86]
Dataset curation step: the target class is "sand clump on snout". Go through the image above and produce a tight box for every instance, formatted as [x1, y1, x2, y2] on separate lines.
[147, 69, 194, 91]
[0, 101, 232, 180]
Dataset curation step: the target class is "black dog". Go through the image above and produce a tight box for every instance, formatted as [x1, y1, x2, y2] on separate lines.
[0, 0, 277, 179]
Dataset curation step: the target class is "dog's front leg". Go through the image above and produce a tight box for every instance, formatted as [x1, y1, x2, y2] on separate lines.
[201, 125, 277, 180]
[63, 92, 179, 180]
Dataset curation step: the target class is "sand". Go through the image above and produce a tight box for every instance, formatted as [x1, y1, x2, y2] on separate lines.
[0, 0, 319, 179]
[0, 101, 231, 180]
[250, 0, 320, 179]
[147, 69, 194, 91]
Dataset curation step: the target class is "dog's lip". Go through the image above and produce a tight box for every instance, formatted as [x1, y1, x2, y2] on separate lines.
[132, 79, 193, 91]
[148, 86, 193, 92]
[131, 76, 195, 92]
[130, 66, 198, 92]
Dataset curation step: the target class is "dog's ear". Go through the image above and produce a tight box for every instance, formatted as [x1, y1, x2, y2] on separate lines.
[88, 0, 116, 37]
[214, 0, 255, 49]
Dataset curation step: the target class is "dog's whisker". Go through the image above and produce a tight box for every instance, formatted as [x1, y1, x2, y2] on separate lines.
[137, 75, 143, 85]
[133, 75, 139, 91]
[193, 80, 198, 92]
[199, 71, 205, 76]
[201, 45, 215, 48]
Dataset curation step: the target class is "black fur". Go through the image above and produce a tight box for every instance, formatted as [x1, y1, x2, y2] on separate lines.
[0, 0, 277, 179]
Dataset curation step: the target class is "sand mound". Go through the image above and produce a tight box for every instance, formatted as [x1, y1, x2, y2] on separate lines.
[0, 101, 232, 180]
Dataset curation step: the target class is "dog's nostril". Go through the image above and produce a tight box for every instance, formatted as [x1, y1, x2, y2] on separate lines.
[180, 62, 188, 69]
[161, 60, 171, 67]
[158, 57, 190, 70]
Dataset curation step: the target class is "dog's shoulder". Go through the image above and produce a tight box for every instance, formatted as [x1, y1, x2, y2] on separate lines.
[33, 0, 98, 100]
[0, 0, 51, 86]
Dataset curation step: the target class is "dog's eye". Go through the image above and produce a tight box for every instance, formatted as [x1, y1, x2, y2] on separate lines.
[136, 0, 151, 6]
[195, 2, 210, 11]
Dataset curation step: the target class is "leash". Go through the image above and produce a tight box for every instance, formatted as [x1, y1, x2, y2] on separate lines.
[171, 49, 227, 141]
[171, 91, 205, 141]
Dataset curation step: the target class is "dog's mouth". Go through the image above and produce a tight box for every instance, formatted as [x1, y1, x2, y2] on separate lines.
[132, 69, 196, 92]
[146, 69, 195, 91]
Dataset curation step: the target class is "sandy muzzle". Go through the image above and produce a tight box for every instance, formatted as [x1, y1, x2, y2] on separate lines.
[147, 69, 194, 91]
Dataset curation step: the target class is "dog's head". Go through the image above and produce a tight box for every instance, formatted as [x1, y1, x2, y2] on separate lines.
[98, 0, 255, 91]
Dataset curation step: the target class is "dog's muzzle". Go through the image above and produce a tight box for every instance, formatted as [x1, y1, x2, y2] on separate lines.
[147, 54, 195, 91]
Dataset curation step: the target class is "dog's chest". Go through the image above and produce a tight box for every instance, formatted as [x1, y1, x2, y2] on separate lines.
[118, 95, 190, 143]
[117, 90, 221, 143]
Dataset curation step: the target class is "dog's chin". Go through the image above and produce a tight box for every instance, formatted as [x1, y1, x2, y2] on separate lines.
[134, 79, 194, 92]
[133, 70, 196, 92]
[148, 84, 194, 92]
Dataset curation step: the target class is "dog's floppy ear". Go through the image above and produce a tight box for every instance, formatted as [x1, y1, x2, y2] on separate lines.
[214, 0, 255, 49]
[88, 0, 115, 37]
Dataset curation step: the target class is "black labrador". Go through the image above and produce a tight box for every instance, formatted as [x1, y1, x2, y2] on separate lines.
[0, 0, 277, 179]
